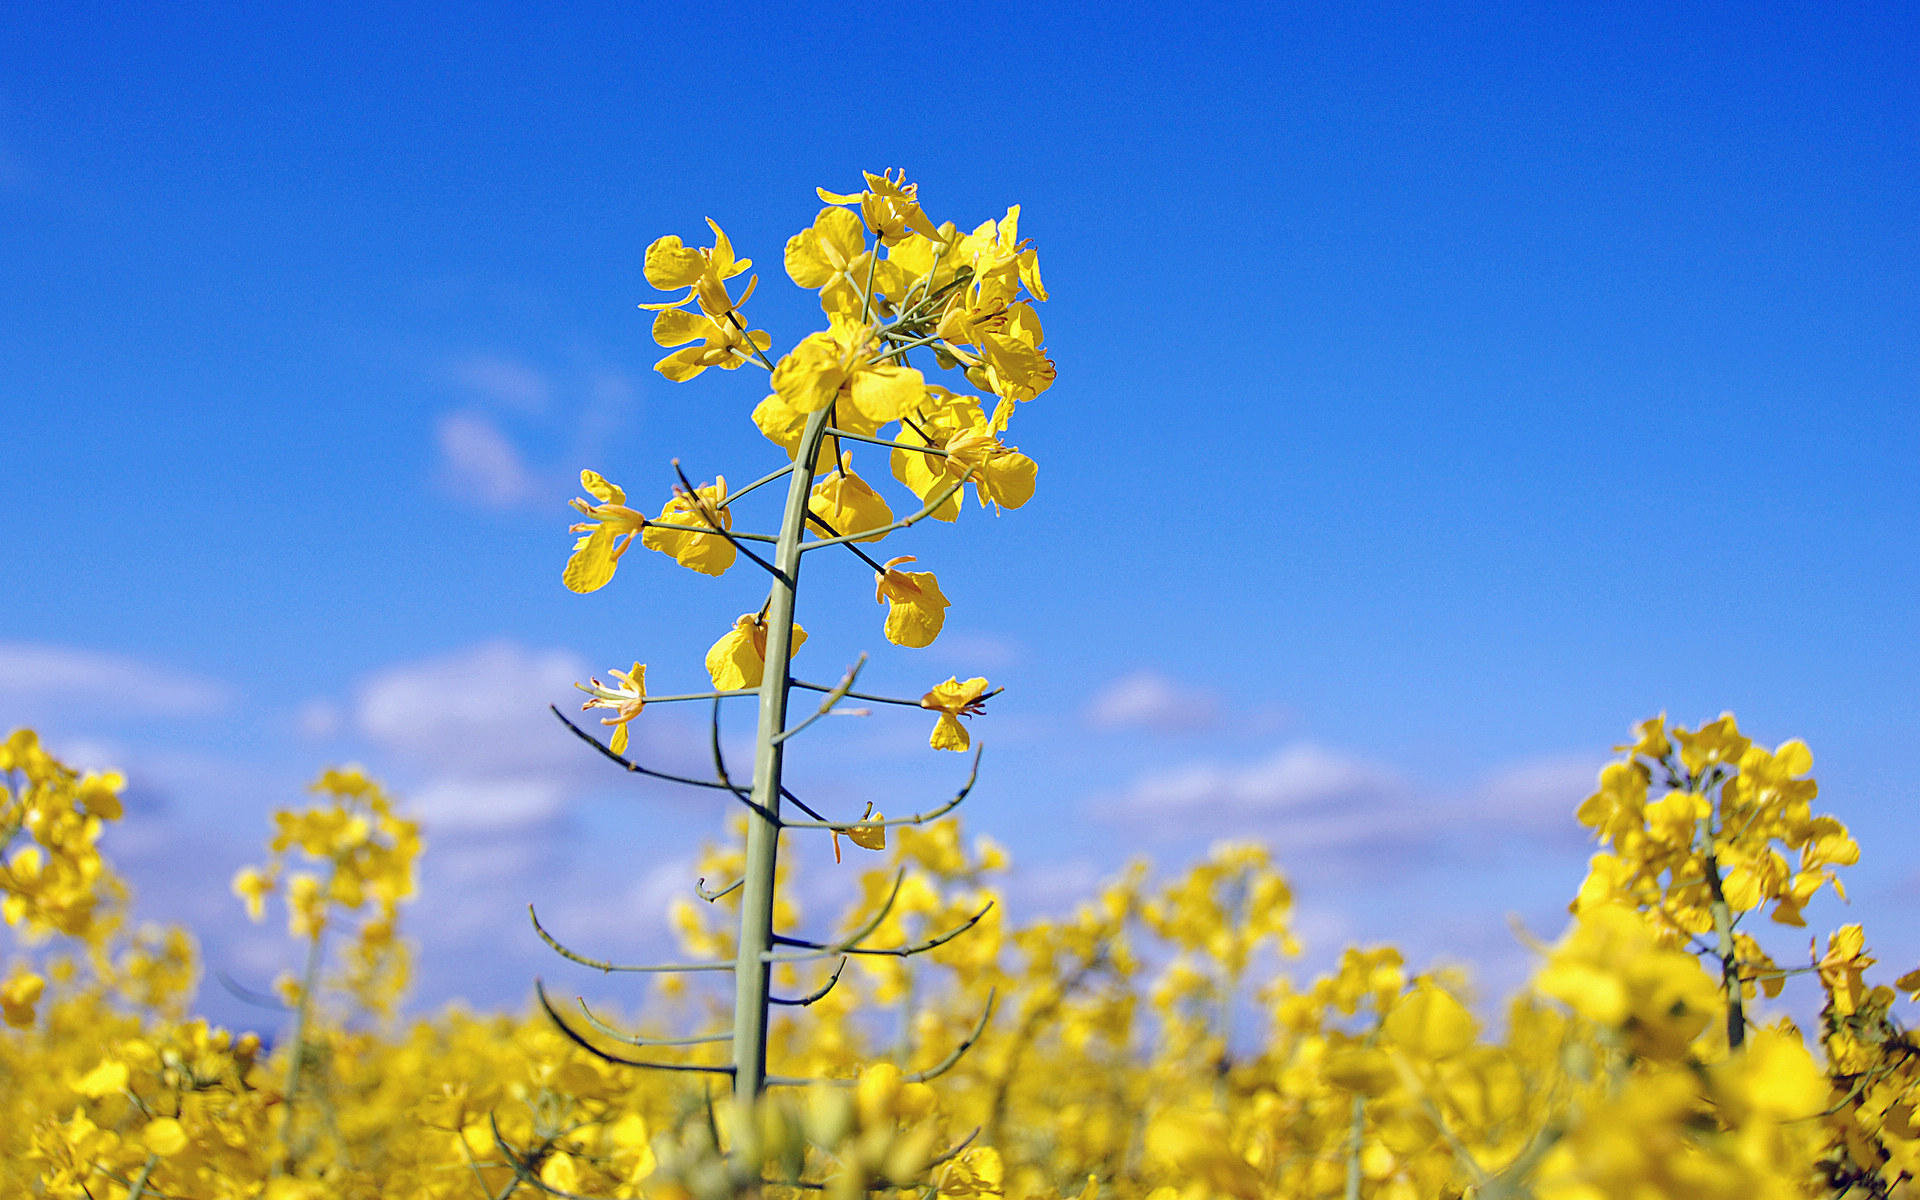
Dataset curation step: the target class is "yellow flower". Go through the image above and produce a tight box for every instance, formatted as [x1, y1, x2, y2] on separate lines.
[706, 613, 808, 690]
[649, 299, 772, 382]
[808, 461, 894, 543]
[831, 802, 887, 863]
[785, 205, 869, 290]
[638, 220, 770, 378]
[875, 556, 950, 647]
[642, 219, 753, 313]
[564, 470, 649, 593]
[769, 317, 925, 433]
[639, 476, 736, 576]
[1, 968, 44, 1028]
[817, 169, 942, 247]
[890, 390, 1037, 518]
[575, 662, 647, 756]
[231, 865, 276, 922]
[1673, 711, 1750, 775]
[920, 676, 992, 751]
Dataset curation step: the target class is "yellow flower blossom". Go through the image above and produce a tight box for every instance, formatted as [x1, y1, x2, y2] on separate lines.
[808, 461, 894, 543]
[649, 298, 772, 382]
[639, 476, 736, 576]
[831, 802, 887, 863]
[817, 169, 942, 247]
[875, 556, 950, 647]
[920, 676, 992, 751]
[638, 219, 770, 378]
[769, 317, 925, 433]
[706, 613, 807, 690]
[575, 662, 647, 756]
[231, 865, 276, 921]
[564, 469, 649, 593]
[891, 390, 1036, 518]
[1, 968, 44, 1028]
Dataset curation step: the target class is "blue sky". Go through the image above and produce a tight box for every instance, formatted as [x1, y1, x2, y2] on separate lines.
[3, 3, 1916, 1026]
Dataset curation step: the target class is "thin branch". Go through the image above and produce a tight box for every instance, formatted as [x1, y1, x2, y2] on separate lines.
[696, 876, 744, 902]
[575, 998, 730, 1047]
[529, 905, 732, 973]
[709, 697, 779, 823]
[641, 521, 777, 544]
[628, 689, 757, 705]
[773, 655, 869, 745]
[715, 462, 794, 510]
[782, 748, 981, 831]
[767, 990, 996, 1086]
[822, 427, 951, 458]
[798, 471, 972, 552]
[766, 1128, 984, 1192]
[771, 957, 849, 1006]
[789, 680, 929, 708]
[765, 901, 993, 962]
[551, 705, 740, 792]
[772, 870, 905, 952]
[534, 981, 737, 1074]
[804, 508, 890, 575]
[720, 307, 778, 371]
[670, 459, 788, 583]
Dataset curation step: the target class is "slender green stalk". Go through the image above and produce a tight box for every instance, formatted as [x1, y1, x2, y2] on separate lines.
[1344, 1094, 1365, 1200]
[732, 407, 835, 1096]
[274, 900, 330, 1177]
[1696, 771, 1746, 1050]
[1705, 851, 1746, 1050]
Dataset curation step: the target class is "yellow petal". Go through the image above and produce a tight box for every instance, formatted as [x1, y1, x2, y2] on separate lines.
[580, 470, 625, 505]
[929, 713, 969, 752]
[1384, 984, 1477, 1060]
[785, 229, 835, 289]
[75, 1059, 130, 1098]
[563, 526, 619, 594]
[644, 235, 705, 290]
[142, 1117, 189, 1156]
[847, 362, 924, 426]
[651, 307, 707, 348]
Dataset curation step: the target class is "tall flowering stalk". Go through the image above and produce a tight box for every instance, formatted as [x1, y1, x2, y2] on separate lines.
[538, 171, 1051, 1099]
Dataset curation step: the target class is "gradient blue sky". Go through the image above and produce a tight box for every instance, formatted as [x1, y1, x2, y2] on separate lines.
[4, 3, 1916, 1025]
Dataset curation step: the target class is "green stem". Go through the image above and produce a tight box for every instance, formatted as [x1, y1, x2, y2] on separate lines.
[275, 902, 330, 1177]
[1344, 1094, 1365, 1200]
[731, 404, 835, 1097]
[1704, 850, 1746, 1050]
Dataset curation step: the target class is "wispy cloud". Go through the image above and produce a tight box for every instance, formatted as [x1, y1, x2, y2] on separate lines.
[356, 640, 588, 774]
[1090, 741, 1598, 872]
[0, 642, 232, 717]
[434, 410, 541, 511]
[348, 639, 708, 835]
[448, 355, 554, 413]
[1459, 754, 1602, 839]
[408, 777, 570, 836]
[1086, 670, 1222, 732]
[1103, 742, 1406, 825]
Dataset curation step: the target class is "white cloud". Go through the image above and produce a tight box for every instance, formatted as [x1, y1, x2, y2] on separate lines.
[0, 642, 232, 716]
[409, 777, 569, 835]
[1461, 755, 1602, 837]
[927, 632, 1024, 672]
[435, 411, 540, 510]
[1086, 670, 1222, 732]
[355, 640, 590, 776]
[1107, 743, 1406, 821]
[449, 355, 553, 412]
[296, 698, 343, 739]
